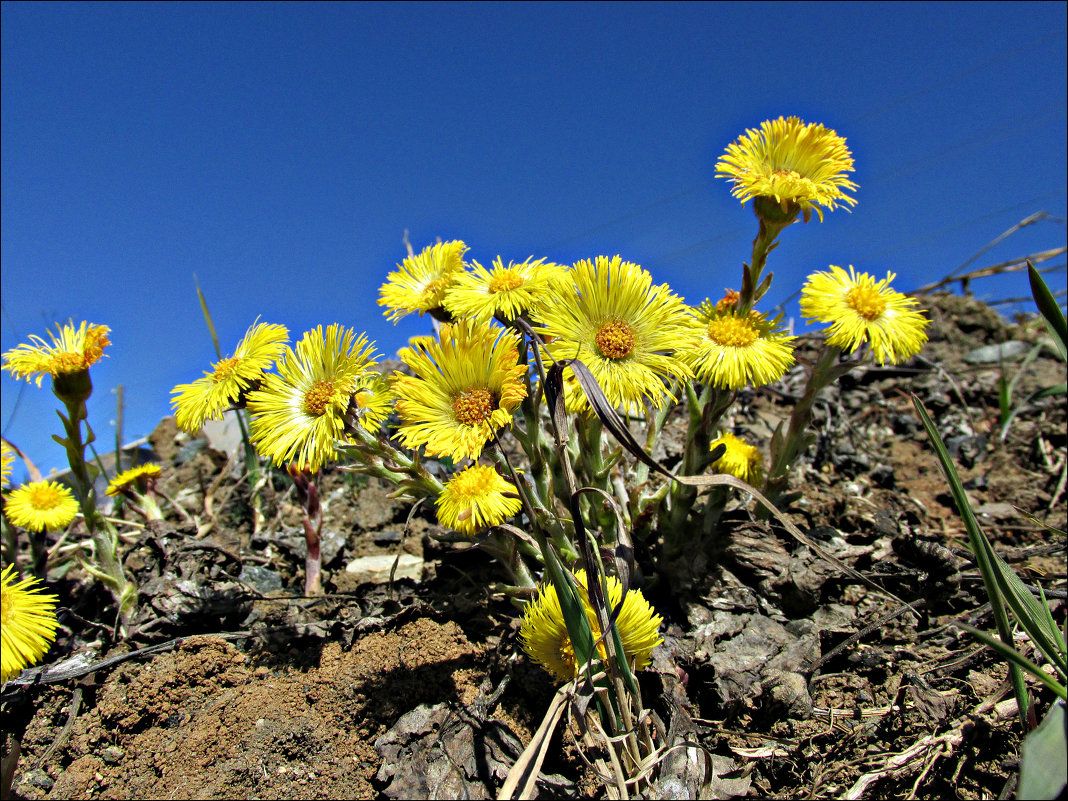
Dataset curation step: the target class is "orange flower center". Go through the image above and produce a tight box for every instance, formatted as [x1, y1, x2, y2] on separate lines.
[595, 320, 636, 360]
[28, 484, 64, 511]
[846, 285, 887, 321]
[706, 315, 759, 348]
[488, 270, 525, 293]
[452, 388, 495, 426]
[49, 352, 85, 375]
[211, 356, 241, 383]
[302, 380, 336, 417]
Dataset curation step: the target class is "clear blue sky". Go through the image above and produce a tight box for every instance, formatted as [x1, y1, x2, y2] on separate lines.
[2, 2, 1066, 475]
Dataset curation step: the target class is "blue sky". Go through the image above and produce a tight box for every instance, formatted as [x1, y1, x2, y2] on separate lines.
[2, 1, 1066, 475]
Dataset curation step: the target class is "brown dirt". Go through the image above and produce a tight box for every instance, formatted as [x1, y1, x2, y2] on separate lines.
[4, 291, 1066, 800]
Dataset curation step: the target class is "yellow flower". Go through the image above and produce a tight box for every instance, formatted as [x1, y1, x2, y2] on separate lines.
[800, 265, 929, 365]
[105, 463, 162, 498]
[378, 240, 468, 323]
[1, 565, 60, 683]
[436, 464, 521, 535]
[1, 440, 15, 488]
[247, 325, 378, 471]
[533, 256, 694, 414]
[351, 371, 395, 434]
[715, 116, 858, 222]
[710, 432, 763, 483]
[4, 480, 79, 532]
[680, 304, 795, 389]
[392, 319, 527, 462]
[444, 256, 569, 323]
[2, 321, 111, 387]
[520, 570, 663, 683]
[171, 321, 289, 434]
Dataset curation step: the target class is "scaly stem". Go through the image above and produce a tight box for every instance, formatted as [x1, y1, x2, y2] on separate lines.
[54, 379, 136, 628]
[739, 201, 796, 312]
[290, 468, 323, 596]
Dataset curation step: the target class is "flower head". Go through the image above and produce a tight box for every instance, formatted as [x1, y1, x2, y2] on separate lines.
[1, 565, 60, 683]
[710, 432, 764, 483]
[247, 325, 378, 471]
[532, 256, 694, 414]
[800, 265, 929, 365]
[2, 321, 111, 387]
[1, 441, 15, 488]
[680, 304, 795, 389]
[379, 240, 468, 323]
[435, 464, 522, 535]
[105, 463, 162, 498]
[715, 116, 857, 222]
[4, 480, 79, 532]
[444, 257, 569, 323]
[520, 570, 663, 683]
[350, 371, 395, 434]
[392, 320, 527, 461]
[171, 321, 289, 434]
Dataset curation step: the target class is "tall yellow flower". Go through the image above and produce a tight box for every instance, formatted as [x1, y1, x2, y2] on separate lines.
[2, 321, 110, 387]
[247, 325, 378, 471]
[350, 371, 395, 434]
[393, 320, 526, 462]
[710, 432, 764, 483]
[4, 480, 79, 532]
[800, 265, 929, 365]
[715, 116, 857, 222]
[378, 240, 468, 323]
[105, 463, 162, 498]
[1, 440, 15, 488]
[680, 303, 795, 389]
[436, 464, 521, 535]
[444, 256, 569, 323]
[520, 570, 663, 683]
[1, 565, 60, 683]
[171, 321, 289, 433]
[533, 256, 694, 413]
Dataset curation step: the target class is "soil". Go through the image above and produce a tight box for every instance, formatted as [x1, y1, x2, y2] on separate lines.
[3, 292, 1066, 800]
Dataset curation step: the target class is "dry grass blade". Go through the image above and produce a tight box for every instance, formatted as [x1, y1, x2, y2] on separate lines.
[499, 683, 570, 800]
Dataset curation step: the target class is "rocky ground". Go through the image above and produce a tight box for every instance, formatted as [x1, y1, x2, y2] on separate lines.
[3, 292, 1066, 800]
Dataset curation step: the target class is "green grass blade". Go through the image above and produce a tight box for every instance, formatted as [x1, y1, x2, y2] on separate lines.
[913, 395, 1031, 722]
[1028, 262, 1068, 362]
[194, 274, 223, 360]
[958, 624, 1066, 701]
[989, 550, 1068, 679]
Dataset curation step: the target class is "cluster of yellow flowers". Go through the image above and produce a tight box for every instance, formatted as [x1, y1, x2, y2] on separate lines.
[0, 114, 932, 686]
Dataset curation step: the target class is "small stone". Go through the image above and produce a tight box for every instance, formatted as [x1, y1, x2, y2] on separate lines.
[239, 565, 284, 594]
[20, 769, 54, 792]
[976, 502, 1016, 520]
[963, 340, 1030, 364]
[101, 745, 125, 765]
[764, 671, 813, 719]
[344, 553, 423, 585]
[373, 530, 404, 545]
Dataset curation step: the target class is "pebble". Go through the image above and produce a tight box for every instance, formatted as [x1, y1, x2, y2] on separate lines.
[344, 553, 423, 585]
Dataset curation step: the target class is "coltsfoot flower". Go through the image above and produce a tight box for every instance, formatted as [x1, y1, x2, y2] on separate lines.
[1, 321, 110, 387]
[444, 256, 569, 323]
[248, 325, 378, 471]
[392, 320, 526, 462]
[520, 570, 663, 683]
[435, 464, 521, 535]
[4, 480, 79, 532]
[533, 256, 694, 414]
[800, 265, 929, 364]
[171, 321, 289, 433]
[680, 304, 795, 389]
[1, 565, 60, 683]
[350, 371, 395, 433]
[105, 463, 162, 498]
[1, 440, 14, 488]
[715, 116, 858, 222]
[379, 240, 468, 323]
[710, 432, 764, 483]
